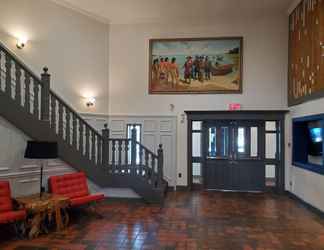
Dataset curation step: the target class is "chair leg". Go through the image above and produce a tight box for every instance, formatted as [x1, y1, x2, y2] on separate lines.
[88, 202, 103, 219]
[13, 221, 26, 239]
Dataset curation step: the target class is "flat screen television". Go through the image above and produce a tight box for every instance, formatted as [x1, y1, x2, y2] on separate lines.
[310, 127, 322, 143]
[308, 126, 323, 156]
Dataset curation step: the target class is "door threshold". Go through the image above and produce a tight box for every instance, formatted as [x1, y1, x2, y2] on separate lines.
[206, 189, 263, 193]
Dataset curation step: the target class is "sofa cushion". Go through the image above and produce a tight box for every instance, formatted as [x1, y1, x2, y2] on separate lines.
[0, 210, 26, 224]
[49, 172, 89, 199]
[70, 193, 105, 207]
[0, 181, 13, 213]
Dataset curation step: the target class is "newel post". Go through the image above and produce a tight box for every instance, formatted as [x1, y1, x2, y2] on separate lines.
[102, 123, 110, 167]
[157, 144, 164, 188]
[131, 125, 137, 172]
[41, 67, 50, 121]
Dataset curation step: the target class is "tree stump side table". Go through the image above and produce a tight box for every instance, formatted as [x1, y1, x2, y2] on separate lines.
[15, 193, 70, 238]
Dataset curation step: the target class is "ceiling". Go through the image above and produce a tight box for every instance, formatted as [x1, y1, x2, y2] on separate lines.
[51, 0, 296, 24]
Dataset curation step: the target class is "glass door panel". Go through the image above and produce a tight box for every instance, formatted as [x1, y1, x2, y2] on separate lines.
[237, 127, 246, 154]
[208, 127, 217, 158]
[220, 127, 229, 157]
[250, 127, 259, 157]
[234, 122, 263, 160]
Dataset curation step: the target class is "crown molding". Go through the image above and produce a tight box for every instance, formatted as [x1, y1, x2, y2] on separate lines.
[50, 0, 111, 24]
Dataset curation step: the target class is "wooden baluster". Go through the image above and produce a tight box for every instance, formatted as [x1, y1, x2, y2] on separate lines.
[144, 150, 149, 177]
[50, 95, 56, 131]
[33, 81, 39, 118]
[5, 53, 12, 97]
[157, 144, 164, 188]
[40, 67, 50, 121]
[91, 131, 96, 162]
[72, 114, 77, 148]
[66, 109, 71, 144]
[125, 140, 129, 166]
[112, 140, 116, 170]
[97, 137, 102, 166]
[151, 155, 156, 186]
[15, 64, 21, 105]
[79, 121, 84, 154]
[102, 124, 110, 167]
[131, 127, 137, 175]
[118, 140, 122, 168]
[139, 146, 143, 175]
[85, 126, 90, 159]
[58, 103, 63, 138]
[24, 73, 31, 113]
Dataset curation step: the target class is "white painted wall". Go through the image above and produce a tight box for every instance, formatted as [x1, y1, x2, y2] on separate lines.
[0, 116, 75, 197]
[108, 15, 289, 185]
[0, 0, 109, 114]
[286, 98, 324, 211]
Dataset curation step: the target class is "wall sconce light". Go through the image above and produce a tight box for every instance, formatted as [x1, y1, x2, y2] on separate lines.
[16, 37, 27, 49]
[86, 97, 96, 107]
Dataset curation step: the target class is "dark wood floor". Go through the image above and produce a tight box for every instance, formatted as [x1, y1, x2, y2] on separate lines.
[1, 191, 324, 250]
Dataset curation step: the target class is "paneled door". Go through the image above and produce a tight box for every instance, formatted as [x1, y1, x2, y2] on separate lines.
[204, 120, 265, 191]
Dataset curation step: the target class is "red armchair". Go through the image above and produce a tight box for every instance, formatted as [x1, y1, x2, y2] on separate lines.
[0, 181, 26, 224]
[48, 172, 104, 208]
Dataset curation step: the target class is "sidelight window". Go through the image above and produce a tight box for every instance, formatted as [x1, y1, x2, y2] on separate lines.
[237, 127, 245, 153]
[127, 124, 142, 164]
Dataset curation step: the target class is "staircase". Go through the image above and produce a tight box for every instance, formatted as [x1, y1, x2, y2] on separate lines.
[0, 41, 167, 203]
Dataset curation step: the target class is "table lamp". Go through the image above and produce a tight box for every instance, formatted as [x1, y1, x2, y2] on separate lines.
[24, 141, 58, 199]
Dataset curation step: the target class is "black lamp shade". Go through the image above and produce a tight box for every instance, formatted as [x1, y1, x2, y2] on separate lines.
[25, 141, 58, 159]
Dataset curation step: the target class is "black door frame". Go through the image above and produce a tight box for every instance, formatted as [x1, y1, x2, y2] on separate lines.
[185, 110, 289, 193]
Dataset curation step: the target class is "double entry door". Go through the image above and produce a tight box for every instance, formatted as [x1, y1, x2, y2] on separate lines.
[204, 120, 265, 191]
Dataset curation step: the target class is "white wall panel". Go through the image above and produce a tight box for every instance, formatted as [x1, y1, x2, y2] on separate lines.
[106, 115, 177, 187]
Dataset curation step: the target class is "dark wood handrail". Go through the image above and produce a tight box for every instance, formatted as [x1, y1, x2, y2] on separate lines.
[50, 90, 101, 138]
[136, 142, 158, 159]
[0, 41, 42, 85]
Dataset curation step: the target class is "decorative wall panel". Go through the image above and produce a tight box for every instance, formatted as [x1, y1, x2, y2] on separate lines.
[289, 0, 324, 106]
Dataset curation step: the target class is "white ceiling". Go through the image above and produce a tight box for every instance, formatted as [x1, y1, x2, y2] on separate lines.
[52, 0, 295, 24]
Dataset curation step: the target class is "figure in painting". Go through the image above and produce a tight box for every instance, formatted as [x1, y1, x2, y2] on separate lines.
[198, 56, 205, 82]
[169, 57, 179, 87]
[159, 57, 166, 82]
[193, 56, 199, 80]
[164, 57, 172, 83]
[183, 56, 193, 84]
[152, 59, 160, 82]
[204, 56, 212, 80]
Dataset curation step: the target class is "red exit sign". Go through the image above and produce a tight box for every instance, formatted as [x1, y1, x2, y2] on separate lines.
[229, 103, 242, 111]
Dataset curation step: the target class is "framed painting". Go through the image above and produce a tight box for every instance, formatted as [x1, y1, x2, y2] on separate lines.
[149, 37, 243, 94]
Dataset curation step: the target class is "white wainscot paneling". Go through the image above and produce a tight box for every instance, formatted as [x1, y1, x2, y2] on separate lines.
[81, 114, 109, 134]
[109, 115, 177, 187]
[160, 120, 173, 132]
[144, 120, 157, 132]
[143, 134, 156, 152]
[111, 120, 125, 132]
[160, 134, 174, 185]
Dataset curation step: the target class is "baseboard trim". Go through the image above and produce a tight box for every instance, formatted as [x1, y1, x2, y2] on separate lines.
[286, 191, 324, 218]
[167, 185, 189, 191]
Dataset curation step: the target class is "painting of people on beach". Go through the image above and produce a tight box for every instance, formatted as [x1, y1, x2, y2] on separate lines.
[149, 37, 243, 94]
